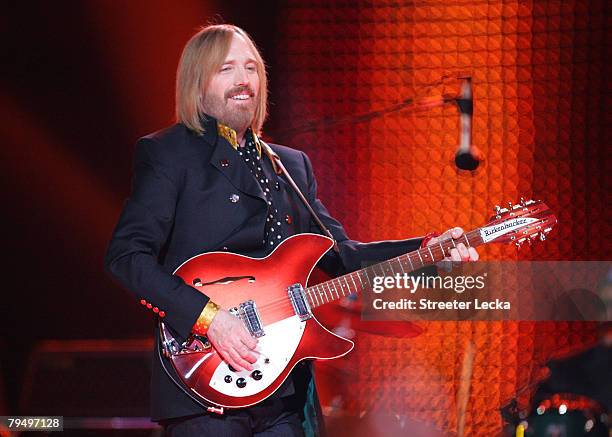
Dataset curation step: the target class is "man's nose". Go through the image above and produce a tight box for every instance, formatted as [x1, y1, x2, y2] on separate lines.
[234, 67, 249, 86]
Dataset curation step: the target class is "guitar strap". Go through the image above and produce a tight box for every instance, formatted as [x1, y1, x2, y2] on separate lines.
[259, 138, 340, 253]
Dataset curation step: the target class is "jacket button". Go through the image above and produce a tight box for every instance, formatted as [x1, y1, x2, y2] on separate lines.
[140, 299, 147, 306]
[146, 303, 153, 309]
[153, 307, 159, 313]
[285, 214, 292, 224]
[220, 159, 230, 167]
[275, 181, 280, 191]
[222, 246, 229, 251]
[229, 194, 240, 203]
[159, 311, 166, 318]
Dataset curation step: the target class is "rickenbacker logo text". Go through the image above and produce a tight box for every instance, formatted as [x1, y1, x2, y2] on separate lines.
[480, 217, 537, 242]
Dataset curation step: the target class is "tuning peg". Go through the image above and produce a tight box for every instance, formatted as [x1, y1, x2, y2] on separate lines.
[515, 240, 523, 249]
[520, 197, 526, 206]
[494, 205, 502, 214]
[508, 201, 513, 210]
[539, 232, 546, 241]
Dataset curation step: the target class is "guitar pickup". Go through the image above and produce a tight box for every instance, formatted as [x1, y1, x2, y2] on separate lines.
[239, 300, 265, 338]
[288, 283, 312, 321]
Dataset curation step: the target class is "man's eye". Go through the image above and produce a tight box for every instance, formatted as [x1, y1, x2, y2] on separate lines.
[246, 65, 257, 72]
[220, 66, 232, 72]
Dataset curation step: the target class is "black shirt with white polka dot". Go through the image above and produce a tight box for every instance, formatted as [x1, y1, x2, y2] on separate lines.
[238, 133, 284, 251]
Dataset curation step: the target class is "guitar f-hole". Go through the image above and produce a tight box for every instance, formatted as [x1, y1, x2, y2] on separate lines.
[193, 275, 256, 287]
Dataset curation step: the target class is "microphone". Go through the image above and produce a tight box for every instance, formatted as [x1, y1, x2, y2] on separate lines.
[454, 77, 480, 171]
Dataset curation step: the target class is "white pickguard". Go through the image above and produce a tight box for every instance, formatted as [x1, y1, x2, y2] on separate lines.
[209, 315, 305, 397]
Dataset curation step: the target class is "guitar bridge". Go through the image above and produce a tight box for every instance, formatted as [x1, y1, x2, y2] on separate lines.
[288, 283, 312, 321]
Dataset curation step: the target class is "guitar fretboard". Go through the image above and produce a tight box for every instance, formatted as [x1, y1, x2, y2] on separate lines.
[304, 229, 484, 309]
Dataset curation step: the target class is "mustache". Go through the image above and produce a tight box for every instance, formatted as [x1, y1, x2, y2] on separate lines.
[225, 86, 255, 99]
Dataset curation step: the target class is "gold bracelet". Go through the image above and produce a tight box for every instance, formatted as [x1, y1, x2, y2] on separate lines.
[193, 300, 220, 335]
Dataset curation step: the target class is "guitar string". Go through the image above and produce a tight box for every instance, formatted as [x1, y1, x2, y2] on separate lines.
[222, 211, 551, 316]
[222, 209, 551, 315]
[236, 235, 474, 313]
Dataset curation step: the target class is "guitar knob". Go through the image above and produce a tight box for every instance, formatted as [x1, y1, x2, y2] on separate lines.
[224, 375, 232, 383]
[236, 378, 246, 388]
[251, 370, 263, 381]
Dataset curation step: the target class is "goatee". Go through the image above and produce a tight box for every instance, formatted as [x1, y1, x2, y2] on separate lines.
[202, 86, 256, 134]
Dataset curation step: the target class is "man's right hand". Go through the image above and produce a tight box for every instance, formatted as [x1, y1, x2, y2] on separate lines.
[206, 309, 259, 371]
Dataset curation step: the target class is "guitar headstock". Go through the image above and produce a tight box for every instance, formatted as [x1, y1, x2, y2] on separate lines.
[481, 198, 557, 248]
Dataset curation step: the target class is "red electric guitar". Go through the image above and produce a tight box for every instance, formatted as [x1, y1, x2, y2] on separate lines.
[160, 199, 556, 411]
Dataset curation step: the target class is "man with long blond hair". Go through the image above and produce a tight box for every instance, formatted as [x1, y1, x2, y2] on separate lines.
[106, 23, 478, 436]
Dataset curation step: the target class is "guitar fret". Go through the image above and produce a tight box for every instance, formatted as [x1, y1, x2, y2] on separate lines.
[309, 291, 316, 308]
[357, 271, 366, 290]
[388, 261, 396, 275]
[427, 245, 434, 260]
[417, 250, 424, 266]
[312, 288, 320, 306]
[407, 255, 414, 271]
[397, 258, 406, 274]
[349, 274, 358, 293]
[325, 283, 332, 302]
[464, 234, 471, 247]
[337, 279, 343, 298]
[343, 277, 351, 296]
[439, 242, 445, 258]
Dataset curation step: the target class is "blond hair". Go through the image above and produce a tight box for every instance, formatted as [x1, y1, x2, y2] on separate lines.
[175, 24, 268, 135]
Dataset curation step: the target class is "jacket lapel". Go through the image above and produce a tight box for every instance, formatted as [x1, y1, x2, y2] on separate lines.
[207, 131, 267, 203]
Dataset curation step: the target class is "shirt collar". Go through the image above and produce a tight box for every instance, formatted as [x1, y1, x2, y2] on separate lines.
[197, 114, 262, 157]
[217, 122, 262, 157]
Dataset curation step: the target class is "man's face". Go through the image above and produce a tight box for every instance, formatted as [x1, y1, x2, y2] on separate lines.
[202, 33, 260, 134]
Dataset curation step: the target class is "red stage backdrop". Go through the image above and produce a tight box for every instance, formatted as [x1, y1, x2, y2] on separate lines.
[270, 1, 607, 435]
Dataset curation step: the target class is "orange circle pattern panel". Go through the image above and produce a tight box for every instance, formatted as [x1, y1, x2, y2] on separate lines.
[272, 1, 607, 436]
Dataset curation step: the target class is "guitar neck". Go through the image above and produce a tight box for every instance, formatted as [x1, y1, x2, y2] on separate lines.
[304, 229, 484, 309]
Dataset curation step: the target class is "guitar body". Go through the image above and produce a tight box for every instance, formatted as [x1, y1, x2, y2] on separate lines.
[165, 233, 354, 409]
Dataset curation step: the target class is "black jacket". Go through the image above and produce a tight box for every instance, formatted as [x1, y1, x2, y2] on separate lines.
[105, 117, 423, 421]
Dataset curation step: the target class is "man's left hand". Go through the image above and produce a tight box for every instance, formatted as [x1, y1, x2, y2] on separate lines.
[427, 227, 479, 262]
